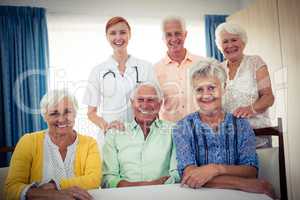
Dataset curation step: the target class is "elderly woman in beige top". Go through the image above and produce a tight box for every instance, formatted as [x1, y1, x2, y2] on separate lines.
[215, 22, 274, 147]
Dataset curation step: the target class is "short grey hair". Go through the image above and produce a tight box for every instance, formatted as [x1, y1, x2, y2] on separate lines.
[40, 89, 79, 119]
[130, 81, 163, 101]
[190, 59, 227, 89]
[162, 16, 186, 33]
[215, 22, 248, 51]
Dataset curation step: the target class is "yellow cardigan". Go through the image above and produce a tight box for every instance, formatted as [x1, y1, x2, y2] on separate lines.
[4, 131, 102, 200]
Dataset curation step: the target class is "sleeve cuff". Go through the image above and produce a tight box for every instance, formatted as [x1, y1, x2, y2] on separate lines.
[37, 179, 61, 190]
[164, 176, 175, 184]
[105, 177, 122, 188]
[20, 182, 38, 200]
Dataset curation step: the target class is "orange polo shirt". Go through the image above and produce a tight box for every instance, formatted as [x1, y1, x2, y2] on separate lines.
[154, 51, 205, 122]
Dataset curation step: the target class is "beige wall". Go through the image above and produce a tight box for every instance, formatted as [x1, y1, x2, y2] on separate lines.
[227, 0, 300, 199]
[278, 0, 300, 199]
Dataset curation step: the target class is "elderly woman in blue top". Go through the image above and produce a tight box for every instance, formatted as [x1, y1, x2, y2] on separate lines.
[172, 61, 275, 199]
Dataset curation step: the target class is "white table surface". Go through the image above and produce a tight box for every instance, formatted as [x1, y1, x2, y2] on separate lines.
[89, 184, 272, 200]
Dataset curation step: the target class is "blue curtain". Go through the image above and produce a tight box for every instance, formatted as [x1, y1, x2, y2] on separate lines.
[205, 15, 228, 61]
[0, 6, 48, 166]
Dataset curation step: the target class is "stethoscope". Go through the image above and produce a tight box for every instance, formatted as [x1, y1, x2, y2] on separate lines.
[102, 66, 141, 83]
[189, 117, 238, 166]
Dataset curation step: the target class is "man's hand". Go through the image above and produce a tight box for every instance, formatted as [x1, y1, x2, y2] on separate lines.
[181, 164, 220, 188]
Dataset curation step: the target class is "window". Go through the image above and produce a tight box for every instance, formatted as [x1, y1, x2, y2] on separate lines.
[48, 16, 206, 144]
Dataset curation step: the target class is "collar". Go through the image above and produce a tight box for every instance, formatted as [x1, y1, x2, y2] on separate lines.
[45, 130, 78, 150]
[129, 118, 161, 131]
[163, 50, 193, 65]
[107, 54, 133, 69]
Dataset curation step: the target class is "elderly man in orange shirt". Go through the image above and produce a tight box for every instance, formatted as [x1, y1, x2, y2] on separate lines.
[155, 16, 208, 122]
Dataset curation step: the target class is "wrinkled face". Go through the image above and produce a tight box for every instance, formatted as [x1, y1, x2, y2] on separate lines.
[106, 22, 131, 51]
[192, 76, 223, 115]
[220, 31, 245, 61]
[45, 97, 76, 136]
[163, 20, 187, 54]
[131, 85, 161, 123]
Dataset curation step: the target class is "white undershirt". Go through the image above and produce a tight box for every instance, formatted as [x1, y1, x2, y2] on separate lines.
[42, 131, 78, 184]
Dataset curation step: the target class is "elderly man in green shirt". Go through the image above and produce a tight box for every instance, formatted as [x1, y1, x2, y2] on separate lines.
[102, 82, 180, 188]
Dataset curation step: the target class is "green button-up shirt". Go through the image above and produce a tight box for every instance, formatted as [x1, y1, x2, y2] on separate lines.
[102, 119, 180, 188]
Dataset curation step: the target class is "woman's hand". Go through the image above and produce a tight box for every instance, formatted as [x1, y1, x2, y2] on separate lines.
[233, 105, 256, 118]
[240, 179, 276, 199]
[105, 120, 125, 132]
[181, 164, 220, 188]
[26, 186, 93, 200]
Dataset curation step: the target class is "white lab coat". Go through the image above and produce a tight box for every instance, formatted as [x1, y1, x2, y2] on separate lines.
[83, 55, 155, 134]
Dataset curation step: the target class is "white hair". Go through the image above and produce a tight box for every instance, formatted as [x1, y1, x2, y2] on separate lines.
[40, 89, 78, 119]
[215, 22, 248, 51]
[130, 81, 163, 101]
[162, 16, 186, 33]
[190, 59, 227, 89]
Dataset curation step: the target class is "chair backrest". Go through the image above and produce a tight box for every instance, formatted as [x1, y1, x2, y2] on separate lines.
[0, 147, 14, 154]
[253, 118, 288, 200]
[0, 167, 8, 200]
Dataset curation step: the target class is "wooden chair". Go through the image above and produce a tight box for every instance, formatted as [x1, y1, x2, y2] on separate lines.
[0, 146, 14, 154]
[254, 118, 288, 200]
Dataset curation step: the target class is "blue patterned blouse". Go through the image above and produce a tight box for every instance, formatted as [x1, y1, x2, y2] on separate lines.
[172, 112, 258, 177]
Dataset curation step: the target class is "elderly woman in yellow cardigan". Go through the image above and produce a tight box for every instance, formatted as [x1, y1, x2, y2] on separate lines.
[4, 89, 102, 200]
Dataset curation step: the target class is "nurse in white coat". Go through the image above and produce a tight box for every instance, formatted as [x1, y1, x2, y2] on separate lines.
[83, 16, 155, 138]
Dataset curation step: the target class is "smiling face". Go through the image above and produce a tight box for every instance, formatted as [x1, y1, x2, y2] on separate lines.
[192, 76, 223, 115]
[45, 97, 76, 136]
[131, 85, 162, 124]
[106, 22, 131, 52]
[220, 30, 245, 62]
[163, 20, 187, 54]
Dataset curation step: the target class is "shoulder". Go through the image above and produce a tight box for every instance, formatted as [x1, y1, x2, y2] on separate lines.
[105, 123, 132, 141]
[227, 113, 251, 127]
[90, 59, 114, 74]
[14, 130, 46, 152]
[154, 56, 167, 70]
[132, 56, 152, 66]
[245, 54, 264, 62]
[156, 119, 175, 131]
[175, 112, 199, 130]
[19, 130, 45, 143]
[244, 55, 266, 69]
[230, 115, 254, 136]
